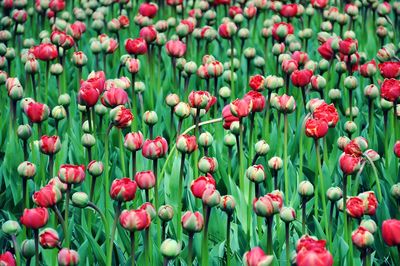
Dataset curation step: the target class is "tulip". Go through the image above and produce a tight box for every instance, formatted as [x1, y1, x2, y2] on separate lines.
[243, 247, 273, 266]
[135, 170, 155, 191]
[140, 26, 157, 43]
[142, 137, 168, 160]
[296, 237, 333, 266]
[271, 22, 294, 42]
[32, 184, 62, 208]
[110, 105, 134, 129]
[0, 252, 16, 266]
[139, 3, 158, 18]
[379, 62, 400, 79]
[346, 196, 364, 219]
[39, 135, 61, 155]
[110, 178, 137, 202]
[24, 102, 49, 126]
[249, 75, 265, 91]
[181, 211, 204, 266]
[58, 248, 79, 266]
[382, 219, 400, 247]
[358, 191, 378, 216]
[125, 38, 147, 55]
[101, 87, 128, 108]
[39, 228, 60, 249]
[305, 118, 329, 139]
[352, 226, 374, 249]
[160, 239, 181, 263]
[190, 174, 216, 199]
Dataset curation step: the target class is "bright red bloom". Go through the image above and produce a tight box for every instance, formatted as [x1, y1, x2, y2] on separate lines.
[101, 87, 128, 108]
[381, 78, 400, 102]
[24, 102, 49, 123]
[110, 178, 137, 202]
[20, 207, 49, 229]
[305, 118, 329, 139]
[378, 62, 400, 79]
[190, 173, 216, 199]
[166, 0, 183, 6]
[296, 235, 327, 252]
[271, 22, 294, 42]
[351, 226, 373, 249]
[0, 252, 16, 266]
[118, 15, 129, 28]
[31, 43, 58, 61]
[165, 40, 186, 58]
[360, 59, 377, 78]
[58, 249, 79, 266]
[188, 91, 216, 111]
[78, 83, 100, 107]
[339, 153, 362, 175]
[318, 38, 335, 60]
[135, 171, 156, 189]
[119, 209, 151, 231]
[230, 98, 252, 118]
[339, 38, 358, 55]
[110, 106, 134, 128]
[49, 0, 65, 12]
[32, 184, 62, 207]
[142, 137, 168, 159]
[344, 137, 368, 156]
[139, 26, 157, 43]
[291, 69, 313, 87]
[313, 103, 339, 127]
[292, 51, 309, 65]
[39, 228, 60, 249]
[58, 164, 86, 184]
[358, 191, 378, 216]
[125, 38, 147, 55]
[218, 22, 237, 39]
[394, 141, 400, 158]
[222, 105, 239, 129]
[39, 135, 61, 155]
[181, 19, 195, 33]
[296, 235, 333, 266]
[280, 4, 298, 18]
[181, 211, 204, 232]
[311, 0, 329, 9]
[229, 6, 242, 18]
[243, 247, 273, 266]
[249, 75, 265, 91]
[382, 219, 400, 246]
[85, 71, 106, 93]
[176, 134, 198, 154]
[346, 197, 365, 218]
[138, 2, 158, 18]
[244, 91, 265, 112]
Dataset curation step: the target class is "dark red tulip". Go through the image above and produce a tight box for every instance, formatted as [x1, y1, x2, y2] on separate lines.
[125, 38, 148, 55]
[230, 98, 252, 118]
[31, 43, 58, 61]
[110, 106, 134, 128]
[229, 6, 242, 18]
[249, 75, 265, 91]
[85, 71, 106, 93]
[338, 38, 358, 55]
[188, 91, 216, 111]
[191, 174, 216, 199]
[360, 59, 377, 78]
[381, 78, 400, 102]
[24, 102, 49, 123]
[382, 219, 400, 246]
[378, 62, 400, 79]
[346, 196, 365, 218]
[311, 0, 329, 9]
[305, 118, 329, 139]
[32, 184, 62, 208]
[339, 153, 362, 175]
[243, 247, 273, 266]
[138, 2, 158, 18]
[139, 26, 157, 43]
[318, 38, 335, 60]
[78, 83, 100, 107]
[222, 105, 239, 129]
[291, 69, 313, 87]
[312, 102, 339, 127]
[39, 135, 61, 155]
[394, 141, 400, 158]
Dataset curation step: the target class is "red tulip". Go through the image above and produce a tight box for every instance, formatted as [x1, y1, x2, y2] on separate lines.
[253, 192, 283, 217]
[188, 90, 216, 111]
[125, 38, 148, 55]
[31, 43, 58, 61]
[378, 62, 400, 79]
[39, 228, 60, 249]
[12, 10, 28, 23]
[142, 136, 168, 159]
[190, 173, 216, 199]
[180, 19, 195, 33]
[24, 102, 49, 123]
[78, 82, 100, 107]
[360, 59, 377, 78]
[243, 247, 273, 266]
[39, 135, 61, 155]
[110, 105, 134, 128]
[181, 211, 204, 233]
[291, 69, 313, 87]
[296, 235, 333, 266]
[85, 71, 106, 93]
[311, 0, 329, 9]
[135, 171, 156, 189]
[312, 102, 339, 127]
[166, 0, 183, 5]
[282, 59, 299, 74]
[230, 98, 252, 118]
[218, 22, 237, 39]
[296, 235, 327, 251]
[139, 26, 157, 43]
[292, 51, 309, 65]
[229, 6, 243, 18]
[20, 207, 49, 229]
[305, 118, 329, 139]
[272, 94, 297, 113]
[67, 21, 86, 40]
[382, 219, 400, 246]
[176, 134, 198, 154]
[271, 22, 294, 42]
[338, 38, 358, 55]
[280, 4, 298, 18]
[249, 75, 265, 91]
[344, 137, 368, 156]
[58, 164, 86, 185]
[244, 91, 266, 112]
[138, 3, 158, 18]
[49, 0, 66, 12]
[110, 178, 137, 202]
[358, 191, 378, 216]
[339, 153, 362, 175]
[58, 248, 79, 266]
[32, 184, 62, 207]
[318, 38, 335, 60]
[346, 196, 364, 218]
[222, 105, 239, 129]
[119, 209, 151, 231]
[118, 15, 130, 28]
[165, 40, 186, 58]
[0, 252, 16, 266]
[381, 78, 400, 102]
[394, 141, 400, 158]
[124, 132, 144, 151]
[101, 87, 128, 108]
[351, 226, 374, 249]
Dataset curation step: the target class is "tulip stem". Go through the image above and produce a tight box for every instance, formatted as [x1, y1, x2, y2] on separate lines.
[363, 156, 382, 201]
[266, 216, 273, 255]
[11, 234, 21, 266]
[45, 61, 49, 105]
[263, 91, 271, 142]
[153, 159, 159, 210]
[51, 205, 66, 242]
[225, 215, 232, 266]
[302, 198, 307, 234]
[201, 204, 211, 266]
[131, 73, 137, 131]
[22, 179, 29, 210]
[349, 89, 353, 122]
[64, 184, 71, 247]
[119, 130, 126, 176]
[130, 231, 135, 266]
[239, 118, 244, 194]
[177, 153, 185, 242]
[48, 154, 54, 179]
[131, 151, 137, 179]
[89, 176, 97, 202]
[248, 112, 255, 166]
[285, 222, 290, 266]
[107, 201, 121, 266]
[230, 39, 235, 99]
[187, 233, 194, 266]
[284, 113, 289, 203]
[87, 202, 109, 244]
[34, 229, 39, 266]
[228, 147, 232, 178]
[86, 107, 93, 133]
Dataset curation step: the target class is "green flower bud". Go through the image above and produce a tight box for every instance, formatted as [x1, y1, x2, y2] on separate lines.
[391, 183, 400, 200]
[50, 63, 63, 75]
[280, 207, 296, 223]
[174, 102, 191, 119]
[58, 93, 71, 107]
[360, 219, 377, 234]
[253, 56, 265, 68]
[219, 86, 231, 99]
[143, 110, 158, 125]
[134, 81, 146, 93]
[161, 239, 181, 259]
[202, 187, 221, 207]
[337, 136, 351, 150]
[229, 121, 241, 135]
[198, 156, 218, 174]
[17, 124, 32, 140]
[268, 156, 283, 170]
[82, 121, 90, 133]
[81, 133, 96, 148]
[224, 132, 236, 147]
[88, 160, 104, 177]
[184, 61, 197, 75]
[345, 106, 359, 118]
[326, 186, 343, 202]
[165, 93, 180, 107]
[72, 192, 89, 208]
[246, 165, 266, 183]
[363, 84, 379, 99]
[255, 140, 270, 156]
[2, 220, 21, 235]
[51, 105, 66, 121]
[328, 88, 342, 101]
[344, 121, 357, 134]
[344, 76, 358, 90]
[380, 98, 393, 110]
[198, 132, 213, 147]
[244, 47, 256, 59]
[21, 239, 35, 259]
[95, 104, 108, 116]
[158, 205, 174, 222]
[18, 161, 36, 179]
[298, 181, 314, 198]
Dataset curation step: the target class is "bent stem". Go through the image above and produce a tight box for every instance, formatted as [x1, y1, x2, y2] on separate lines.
[51, 205, 66, 242]
[177, 153, 186, 242]
[107, 202, 122, 266]
[64, 184, 71, 247]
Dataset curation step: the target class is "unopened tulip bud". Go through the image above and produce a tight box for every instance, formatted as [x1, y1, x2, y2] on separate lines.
[280, 207, 296, 223]
[58, 249, 79, 266]
[327, 187, 343, 202]
[143, 110, 158, 125]
[39, 228, 59, 249]
[344, 76, 358, 90]
[198, 157, 218, 174]
[255, 140, 270, 156]
[82, 121, 90, 133]
[360, 219, 377, 234]
[328, 89, 342, 101]
[72, 51, 87, 67]
[364, 84, 379, 99]
[337, 136, 351, 150]
[51, 106, 66, 121]
[352, 226, 374, 249]
[2, 220, 21, 235]
[94, 104, 107, 116]
[219, 86, 231, 99]
[21, 239, 35, 259]
[246, 165, 266, 183]
[224, 133, 236, 147]
[17, 124, 32, 140]
[81, 133, 95, 148]
[158, 205, 174, 222]
[380, 98, 393, 111]
[161, 239, 181, 259]
[87, 161, 104, 177]
[165, 93, 180, 107]
[298, 181, 314, 197]
[391, 183, 400, 200]
[18, 161, 36, 179]
[174, 102, 191, 119]
[140, 202, 156, 220]
[198, 132, 213, 147]
[181, 211, 204, 233]
[202, 187, 221, 207]
[268, 156, 283, 170]
[220, 195, 236, 214]
[344, 121, 357, 134]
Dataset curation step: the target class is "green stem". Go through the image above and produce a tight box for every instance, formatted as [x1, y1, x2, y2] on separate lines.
[230, 39, 235, 99]
[239, 118, 244, 193]
[11, 235, 21, 266]
[64, 184, 71, 247]
[302, 198, 307, 234]
[107, 202, 121, 266]
[348, 217, 354, 266]
[363, 156, 382, 201]
[201, 205, 211, 266]
[284, 114, 289, 203]
[226, 215, 231, 266]
[266, 216, 273, 255]
[34, 229, 39, 266]
[177, 153, 185, 242]
[130, 231, 135, 266]
[187, 233, 194, 266]
[51, 206, 67, 243]
[349, 89, 353, 122]
[119, 130, 126, 176]
[343, 174, 348, 247]
[285, 223, 290, 266]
